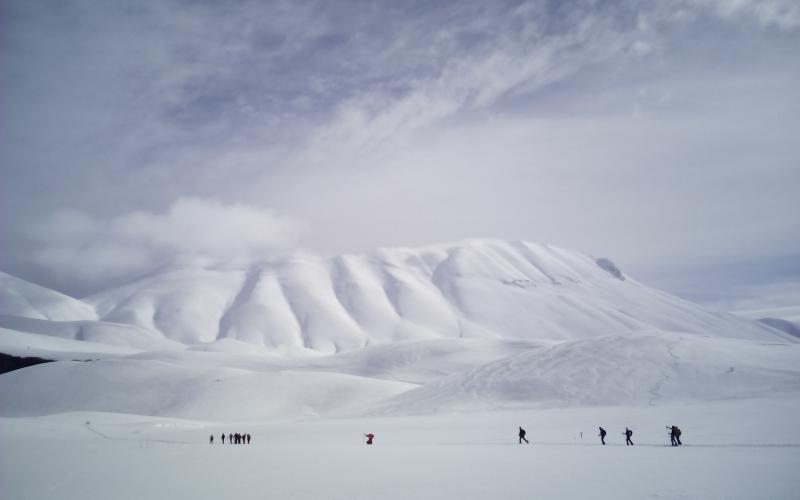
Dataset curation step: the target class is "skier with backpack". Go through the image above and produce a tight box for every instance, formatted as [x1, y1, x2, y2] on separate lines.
[599, 427, 607, 445]
[518, 427, 529, 444]
[666, 425, 682, 446]
[623, 427, 634, 446]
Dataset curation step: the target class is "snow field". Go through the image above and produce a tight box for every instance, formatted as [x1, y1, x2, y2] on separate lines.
[1, 240, 799, 499]
[2, 333, 798, 421]
[0, 357, 416, 420]
[376, 333, 800, 414]
[1, 399, 798, 500]
[1, 333, 796, 422]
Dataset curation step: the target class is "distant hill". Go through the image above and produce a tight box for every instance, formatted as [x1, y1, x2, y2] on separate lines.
[1, 240, 793, 355]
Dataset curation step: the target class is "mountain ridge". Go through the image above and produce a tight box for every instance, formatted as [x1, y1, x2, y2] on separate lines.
[0, 239, 793, 355]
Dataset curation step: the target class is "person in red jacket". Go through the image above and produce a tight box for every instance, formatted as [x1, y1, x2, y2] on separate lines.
[365, 433, 375, 445]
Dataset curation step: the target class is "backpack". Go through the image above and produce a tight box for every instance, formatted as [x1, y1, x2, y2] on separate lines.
[675, 428, 681, 436]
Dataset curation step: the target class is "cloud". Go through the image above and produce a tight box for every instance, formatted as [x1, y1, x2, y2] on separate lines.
[25, 198, 303, 294]
[1, 0, 799, 304]
[694, 0, 800, 30]
[300, 3, 644, 167]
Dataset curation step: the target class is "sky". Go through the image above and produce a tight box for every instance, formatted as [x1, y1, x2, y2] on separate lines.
[1, 0, 799, 309]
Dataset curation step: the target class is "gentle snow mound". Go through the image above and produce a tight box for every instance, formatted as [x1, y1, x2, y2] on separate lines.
[0, 358, 416, 420]
[374, 332, 800, 414]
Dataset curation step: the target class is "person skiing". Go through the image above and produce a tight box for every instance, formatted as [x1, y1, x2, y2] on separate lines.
[599, 427, 607, 445]
[518, 427, 529, 444]
[666, 425, 683, 446]
[209, 434, 214, 445]
[365, 433, 374, 445]
[221, 433, 225, 444]
[624, 427, 634, 446]
[229, 433, 233, 444]
[247, 433, 251, 444]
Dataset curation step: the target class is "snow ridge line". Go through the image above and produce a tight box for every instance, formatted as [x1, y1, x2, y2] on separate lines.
[327, 256, 367, 347]
[217, 266, 262, 340]
[429, 249, 467, 338]
[275, 275, 311, 350]
[84, 422, 192, 446]
[84, 422, 119, 441]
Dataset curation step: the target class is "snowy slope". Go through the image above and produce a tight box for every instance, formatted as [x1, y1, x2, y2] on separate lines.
[81, 240, 791, 353]
[1, 239, 797, 422]
[0, 271, 96, 321]
[2, 331, 797, 420]
[374, 333, 800, 414]
[0, 357, 416, 420]
[0, 327, 137, 360]
[0, 315, 183, 352]
[0, 271, 182, 354]
[0, 337, 534, 419]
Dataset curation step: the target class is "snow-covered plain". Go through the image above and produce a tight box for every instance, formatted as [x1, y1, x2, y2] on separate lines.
[1, 240, 799, 499]
[1, 399, 799, 500]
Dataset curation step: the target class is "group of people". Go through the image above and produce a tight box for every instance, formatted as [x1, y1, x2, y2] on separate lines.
[515, 426, 683, 446]
[210, 432, 252, 444]
[666, 425, 683, 446]
[265, 426, 681, 446]
[598, 426, 681, 446]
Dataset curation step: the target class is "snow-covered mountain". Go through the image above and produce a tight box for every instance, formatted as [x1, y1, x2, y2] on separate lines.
[6, 239, 784, 355]
[1, 239, 797, 421]
[1, 240, 794, 355]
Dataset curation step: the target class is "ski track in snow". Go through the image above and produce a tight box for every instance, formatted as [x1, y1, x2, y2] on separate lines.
[647, 337, 682, 407]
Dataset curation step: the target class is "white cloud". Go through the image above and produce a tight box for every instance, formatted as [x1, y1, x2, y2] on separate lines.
[301, 10, 637, 167]
[695, 0, 800, 30]
[26, 198, 303, 292]
[2, 0, 799, 302]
